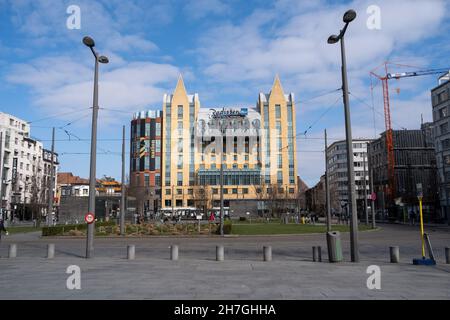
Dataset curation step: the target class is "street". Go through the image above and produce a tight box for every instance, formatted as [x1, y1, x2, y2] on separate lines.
[0, 223, 449, 299]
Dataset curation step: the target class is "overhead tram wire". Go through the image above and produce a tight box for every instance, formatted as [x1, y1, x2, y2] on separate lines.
[279, 93, 343, 152]
[348, 91, 407, 130]
[27, 108, 91, 124]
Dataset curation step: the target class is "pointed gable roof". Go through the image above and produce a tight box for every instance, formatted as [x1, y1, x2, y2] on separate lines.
[270, 74, 285, 96]
[173, 74, 188, 99]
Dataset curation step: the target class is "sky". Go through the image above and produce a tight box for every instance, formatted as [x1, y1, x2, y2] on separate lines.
[0, 0, 448, 187]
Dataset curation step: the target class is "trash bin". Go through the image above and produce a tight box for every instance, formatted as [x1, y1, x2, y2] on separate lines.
[326, 231, 343, 262]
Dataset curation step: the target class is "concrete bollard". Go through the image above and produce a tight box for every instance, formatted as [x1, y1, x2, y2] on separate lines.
[445, 247, 449, 264]
[127, 245, 135, 260]
[312, 246, 318, 262]
[47, 244, 55, 259]
[8, 244, 17, 258]
[263, 246, 272, 261]
[390, 246, 400, 263]
[170, 245, 179, 261]
[216, 245, 224, 261]
[318, 246, 322, 262]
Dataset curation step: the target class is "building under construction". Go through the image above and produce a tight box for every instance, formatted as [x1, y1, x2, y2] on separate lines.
[368, 123, 439, 222]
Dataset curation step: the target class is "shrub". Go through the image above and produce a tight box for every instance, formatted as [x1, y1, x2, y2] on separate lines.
[68, 229, 84, 236]
[215, 220, 232, 235]
[42, 221, 116, 236]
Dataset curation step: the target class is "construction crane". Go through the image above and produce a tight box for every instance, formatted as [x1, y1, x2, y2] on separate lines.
[370, 61, 449, 205]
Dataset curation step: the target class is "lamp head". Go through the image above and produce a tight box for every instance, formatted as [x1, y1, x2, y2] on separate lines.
[327, 34, 339, 44]
[343, 9, 356, 23]
[82, 36, 95, 48]
[98, 56, 109, 64]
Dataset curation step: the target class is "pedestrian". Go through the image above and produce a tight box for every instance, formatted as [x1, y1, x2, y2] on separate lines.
[409, 209, 415, 225]
[0, 219, 8, 240]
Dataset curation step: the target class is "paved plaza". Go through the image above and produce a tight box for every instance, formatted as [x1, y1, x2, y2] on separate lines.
[1, 224, 449, 299]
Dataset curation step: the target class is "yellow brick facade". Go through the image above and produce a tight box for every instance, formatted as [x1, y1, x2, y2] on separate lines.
[161, 75, 298, 212]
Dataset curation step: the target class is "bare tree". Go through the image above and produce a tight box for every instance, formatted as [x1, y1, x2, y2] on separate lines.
[193, 184, 211, 216]
[252, 181, 268, 218]
[29, 159, 46, 226]
[266, 184, 284, 218]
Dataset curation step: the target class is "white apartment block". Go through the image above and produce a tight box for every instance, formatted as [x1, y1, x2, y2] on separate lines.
[326, 139, 373, 214]
[0, 112, 58, 221]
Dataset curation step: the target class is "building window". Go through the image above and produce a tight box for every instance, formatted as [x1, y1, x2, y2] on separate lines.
[232, 188, 238, 194]
[441, 122, 449, 134]
[277, 171, 283, 184]
[145, 156, 150, 170]
[275, 104, 281, 118]
[156, 122, 161, 136]
[166, 189, 171, 195]
[144, 174, 150, 187]
[177, 155, 183, 169]
[155, 174, 161, 187]
[243, 188, 248, 194]
[212, 188, 218, 195]
[177, 172, 183, 186]
[278, 154, 282, 168]
[165, 200, 171, 207]
[177, 189, 182, 195]
[276, 121, 281, 135]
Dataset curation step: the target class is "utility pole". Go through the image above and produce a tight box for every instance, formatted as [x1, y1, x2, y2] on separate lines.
[369, 149, 376, 229]
[341, 35, 359, 262]
[363, 150, 368, 225]
[324, 129, 331, 232]
[47, 127, 55, 226]
[328, 9, 359, 262]
[120, 125, 126, 235]
[219, 120, 224, 236]
[83, 36, 108, 259]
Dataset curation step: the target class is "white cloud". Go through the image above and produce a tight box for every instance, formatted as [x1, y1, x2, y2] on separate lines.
[7, 56, 180, 123]
[198, 0, 446, 81]
[184, 0, 231, 20]
[6, 0, 164, 55]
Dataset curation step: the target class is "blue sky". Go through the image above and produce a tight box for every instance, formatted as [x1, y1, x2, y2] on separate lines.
[0, 0, 448, 187]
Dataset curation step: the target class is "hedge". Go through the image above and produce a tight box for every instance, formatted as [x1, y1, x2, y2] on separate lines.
[42, 220, 116, 236]
[215, 220, 232, 235]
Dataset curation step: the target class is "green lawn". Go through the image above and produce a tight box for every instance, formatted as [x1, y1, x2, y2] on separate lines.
[231, 223, 375, 235]
[5, 226, 42, 235]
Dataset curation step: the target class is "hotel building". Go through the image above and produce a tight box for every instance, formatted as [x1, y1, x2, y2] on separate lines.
[131, 75, 298, 217]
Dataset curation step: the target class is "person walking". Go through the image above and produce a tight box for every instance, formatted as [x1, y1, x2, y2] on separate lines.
[0, 219, 8, 240]
[409, 209, 415, 225]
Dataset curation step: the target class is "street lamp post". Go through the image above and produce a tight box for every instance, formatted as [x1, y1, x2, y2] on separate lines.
[328, 9, 359, 262]
[219, 116, 225, 236]
[83, 36, 109, 259]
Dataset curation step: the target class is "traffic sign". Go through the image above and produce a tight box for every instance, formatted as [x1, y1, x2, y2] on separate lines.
[85, 212, 95, 224]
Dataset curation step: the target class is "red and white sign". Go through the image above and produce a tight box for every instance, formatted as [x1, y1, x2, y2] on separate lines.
[85, 212, 95, 224]
[370, 192, 377, 201]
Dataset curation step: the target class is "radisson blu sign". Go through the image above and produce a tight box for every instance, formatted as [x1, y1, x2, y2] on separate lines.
[196, 107, 260, 138]
[209, 108, 248, 119]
